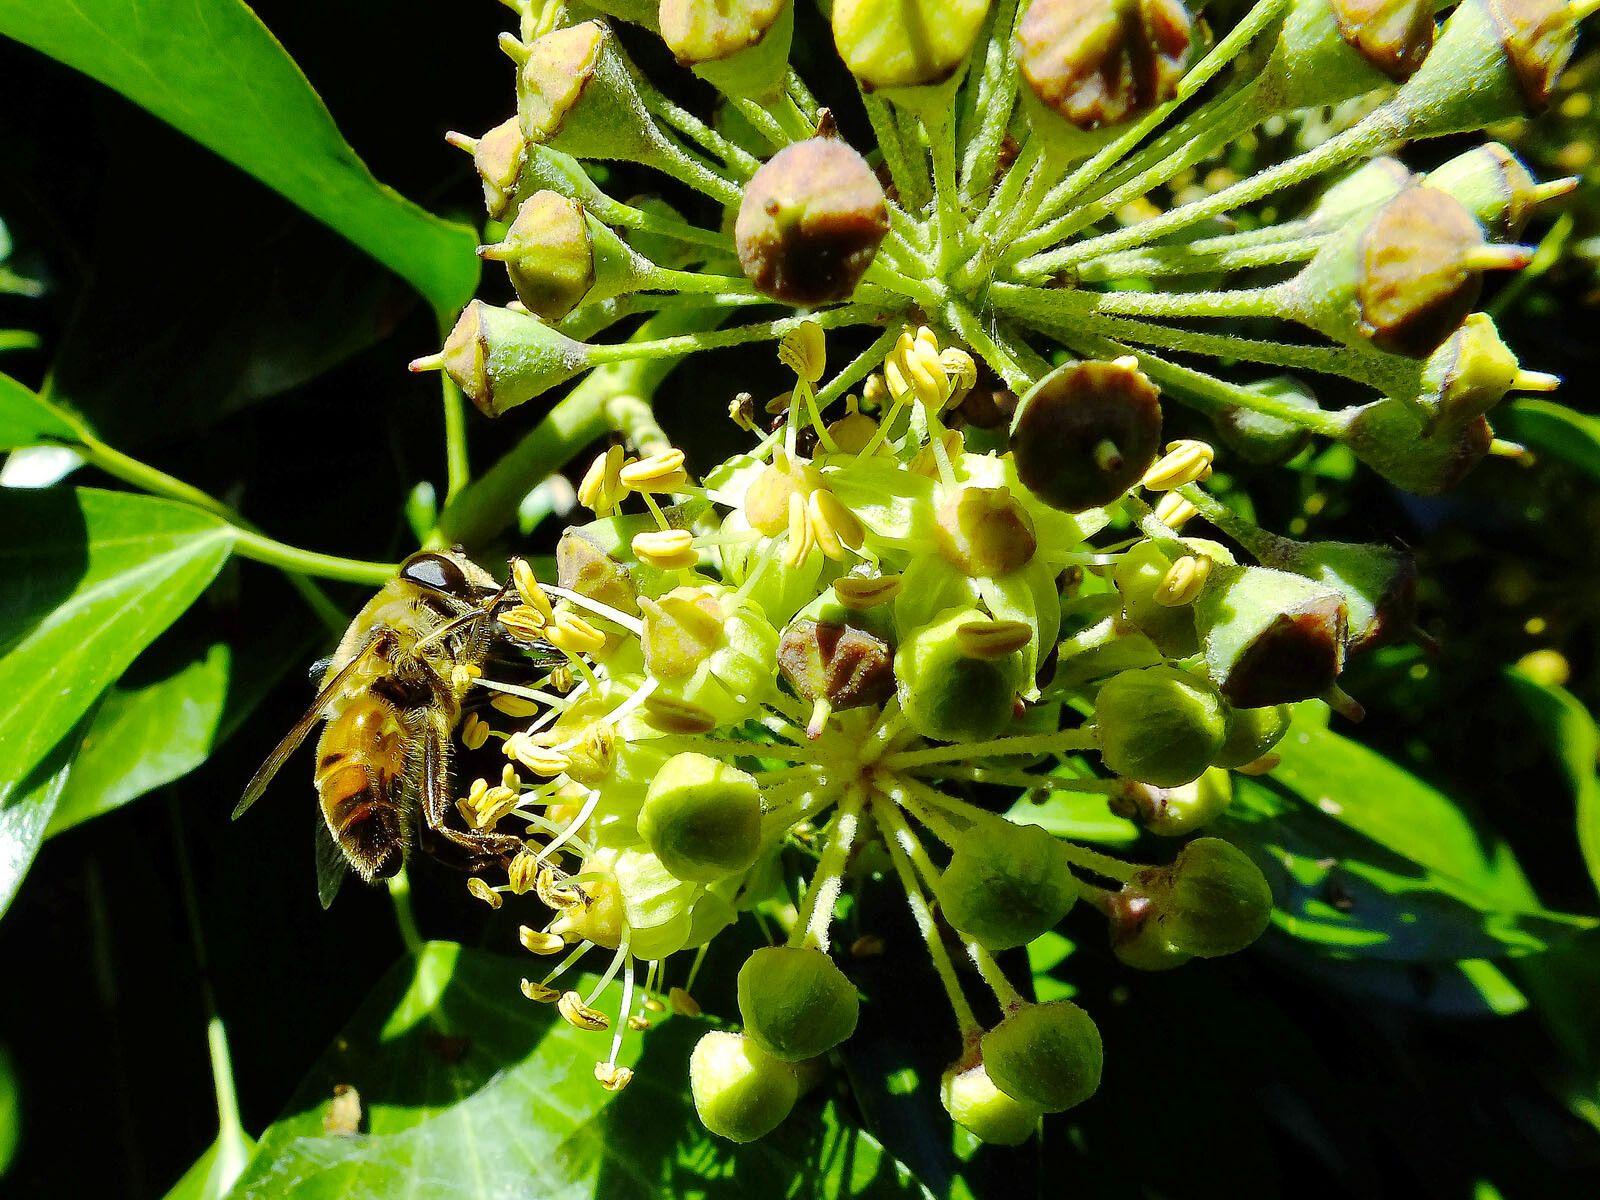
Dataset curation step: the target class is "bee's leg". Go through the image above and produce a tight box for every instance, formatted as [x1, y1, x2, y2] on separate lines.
[418, 719, 524, 870]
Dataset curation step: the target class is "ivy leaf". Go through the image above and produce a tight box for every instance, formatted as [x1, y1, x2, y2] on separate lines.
[0, 1041, 16, 1177]
[163, 1130, 256, 1200]
[1268, 717, 1537, 910]
[229, 941, 932, 1200]
[0, 488, 233, 913]
[0, 370, 77, 451]
[0, 0, 478, 315]
[1500, 399, 1600, 483]
[1503, 668, 1600, 903]
[1222, 777, 1591, 961]
[0, 715, 88, 920]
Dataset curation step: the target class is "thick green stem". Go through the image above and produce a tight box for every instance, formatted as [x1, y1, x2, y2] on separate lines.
[230, 529, 397, 586]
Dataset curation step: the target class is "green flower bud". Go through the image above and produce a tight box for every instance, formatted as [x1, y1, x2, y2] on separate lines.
[738, 945, 860, 1061]
[1309, 157, 1413, 226]
[1207, 377, 1319, 466]
[1260, 0, 1411, 112]
[897, 608, 1029, 742]
[690, 1030, 799, 1142]
[1193, 565, 1348, 707]
[1424, 142, 1555, 241]
[1413, 312, 1551, 434]
[941, 1059, 1043, 1146]
[980, 1001, 1103, 1112]
[514, 22, 662, 163]
[1111, 768, 1233, 836]
[639, 752, 762, 882]
[560, 854, 627, 949]
[1328, 0, 1435, 81]
[1215, 705, 1293, 768]
[662, 0, 795, 97]
[413, 301, 589, 417]
[832, 0, 992, 90]
[1017, 0, 1193, 132]
[1010, 359, 1163, 513]
[482, 191, 595, 319]
[934, 818, 1077, 950]
[735, 138, 889, 305]
[778, 617, 896, 714]
[1336, 394, 1493, 494]
[1114, 837, 1273, 960]
[643, 587, 727, 681]
[934, 486, 1038, 577]
[1094, 665, 1229, 787]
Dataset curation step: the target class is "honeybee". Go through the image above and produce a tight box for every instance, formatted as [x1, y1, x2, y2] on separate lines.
[234, 549, 552, 906]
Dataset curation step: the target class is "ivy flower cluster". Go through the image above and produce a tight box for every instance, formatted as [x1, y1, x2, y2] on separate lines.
[408, 0, 1591, 1147]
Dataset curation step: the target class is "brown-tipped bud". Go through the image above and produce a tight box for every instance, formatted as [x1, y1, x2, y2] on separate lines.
[1337, 395, 1494, 494]
[450, 117, 526, 220]
[832, 0, 993, 90]
[777, 618, 896, 712]
[1329, 0, 1436, 81]
[1018, 0, 1193, 131]
[735, 138, 889, 305]
[1357, 186, 1496, 357]
[414, 302, 590, 417]
[1484, 0, 1581, 108]
[1194, 565, 1349, 708]
[1009, 359, 1163, 513]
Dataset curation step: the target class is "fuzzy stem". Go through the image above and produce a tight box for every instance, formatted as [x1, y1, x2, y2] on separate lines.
[586, 307, 877, 365]
[884, 726, 1097, 769]
[792, 786, 867, 952]
[959, 0, 1022, 204]
[874, 796, 982, 1041]
[865, 91, 931, 215]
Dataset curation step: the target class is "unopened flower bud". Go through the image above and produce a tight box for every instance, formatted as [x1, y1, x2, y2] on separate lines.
[735, 138, 889, 305]
[639, 752, 762, 881]
[446, 117, 526, 219]
[1010, 359, 1163, 513]
[1414, 312, 1554, 434]
[1112, 768, 1232, 836]
[690, 1031, 799, 1143]
[832, 0, 993, 90]
[941, 1058, 1044, 1146]
[1018, 0, 1193, 131]
[897, 608, 1029, 742]
[661, 0, 795, 97]
[1329, 0, 1436, 81]
[411, 302, 589, 417]
[980, 1001, 1103, 1113]
[1336, 395, 1493, 494]
[557, 530, 640, 618]
[934, 819, 1077, 950]
[1213, 704, 1293, 769]
[1194, 565, 1349, 707]
[738, 945, 860, 1061]
[481, 191, 596, 319]
[934, 486, 1038, 576]
[1095, 665, 1229, 787]
[1207, 377, 1319, 466]
[1113, 837, 1273, 961]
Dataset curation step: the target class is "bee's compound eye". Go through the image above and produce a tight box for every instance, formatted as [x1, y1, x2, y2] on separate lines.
[399, 551, 470, 596]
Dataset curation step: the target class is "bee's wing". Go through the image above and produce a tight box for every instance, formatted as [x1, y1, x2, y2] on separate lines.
[232, 635, 384, 820]
[314, 815, 349, 910]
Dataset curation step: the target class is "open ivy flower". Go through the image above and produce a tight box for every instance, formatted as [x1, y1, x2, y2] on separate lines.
[409, 0, 1591, 1149]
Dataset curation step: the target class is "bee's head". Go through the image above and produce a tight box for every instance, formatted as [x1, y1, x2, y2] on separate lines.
[398, 548, 497, 603]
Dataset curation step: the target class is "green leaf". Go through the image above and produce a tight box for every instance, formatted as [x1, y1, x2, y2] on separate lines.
[0, 488, 233, 912]
[0, 1042, 17, 1177]
[1268, 716, 1537, 910]
[1222, 777, 1591, 961]
[164, 1130, 257, 1200]
[46, 640, 231, 836]
[1503, 668, 1600, 903]
[0, 716, 88, 920]
[230, 941, 932, 1200]
[0, 0, 478, 314]
[0, 370, 77, 450]
[1500, 399, 1600, 483]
